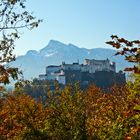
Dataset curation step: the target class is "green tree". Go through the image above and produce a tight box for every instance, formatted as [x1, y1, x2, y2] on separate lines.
[45, 85, 87, 140]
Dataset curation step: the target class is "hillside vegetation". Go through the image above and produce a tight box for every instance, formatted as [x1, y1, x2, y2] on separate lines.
[0, 0, 139, 139]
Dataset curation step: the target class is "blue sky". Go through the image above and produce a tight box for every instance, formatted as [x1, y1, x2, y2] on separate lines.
[15, 0, 140, 55]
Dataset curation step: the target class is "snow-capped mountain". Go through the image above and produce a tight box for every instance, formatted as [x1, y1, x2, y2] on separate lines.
[10, 40, 131, 79]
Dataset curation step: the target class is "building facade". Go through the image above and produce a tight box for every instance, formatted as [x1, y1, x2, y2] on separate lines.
[39, 58, 125, 89]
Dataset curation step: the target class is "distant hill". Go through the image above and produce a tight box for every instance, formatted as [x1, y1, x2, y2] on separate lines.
[10, 40, 131, 79]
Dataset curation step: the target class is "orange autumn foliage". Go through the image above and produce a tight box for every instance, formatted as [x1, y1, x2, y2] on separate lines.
[0, 93, 49, 139]
[0, 84, 139, 139]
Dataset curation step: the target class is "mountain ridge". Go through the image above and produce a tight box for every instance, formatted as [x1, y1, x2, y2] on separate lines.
[10, 40, 130, 79]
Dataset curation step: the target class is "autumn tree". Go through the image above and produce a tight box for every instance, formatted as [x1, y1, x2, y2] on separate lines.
[106, 35, 140, 73]
[106, 35, 140, 139]
[0, 93, 48, 139]
[0, 0, 41, 86]
[85, 85, 140, 139]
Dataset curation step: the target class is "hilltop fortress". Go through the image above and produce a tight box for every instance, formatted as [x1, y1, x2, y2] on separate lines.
[39, 58, 125, 89]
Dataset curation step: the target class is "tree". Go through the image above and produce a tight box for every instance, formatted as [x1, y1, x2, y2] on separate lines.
[0, 93, 48, 139]
[85, 85, 140, 139]
[0, 0, 42, 86]
[106, 35, 140, 73]
[106, 35, 140, 139]
[45, 85, 87, 140]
